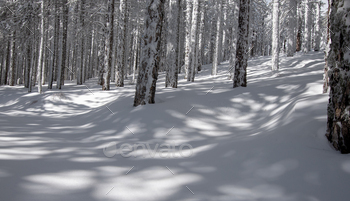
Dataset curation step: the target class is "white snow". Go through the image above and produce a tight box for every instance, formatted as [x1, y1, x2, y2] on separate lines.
[1, 52, 350, 201]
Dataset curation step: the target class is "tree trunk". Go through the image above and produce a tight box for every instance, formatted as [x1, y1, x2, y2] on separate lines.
[233, 0, 250, 88]
[197, 0, 205, 72]
[37, 1, 44, 94]
[212, 0, 223, 76]
[314, 1, 321, 51]
[229, 0, 240, 80]
[134, 0, 165, 106]
[57, 0, 68, 89]
[166, 0, 180, 88]
[323, 0, 331, 94]
[8, 31, 16, 86]
[325, 0, 350, 154]
[103, 0, 115, 90]
[184, 0, 192, 80]
[303, 0, 311, 53]
[189, 0, 199, 82]
[296, 2, 302, 52]
[287, 0, 297, 57]
[271, 0, 279, 71]
[116, 0, 126, 87]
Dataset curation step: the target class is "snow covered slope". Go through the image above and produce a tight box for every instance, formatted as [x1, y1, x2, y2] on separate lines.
[1, 52, 349, 201]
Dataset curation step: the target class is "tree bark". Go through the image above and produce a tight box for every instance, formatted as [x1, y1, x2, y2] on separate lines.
[326, 0, 350, 154]
[116, 0, 126, 87]
[271, 0, 279, 71]
[134, 0, 165, 106]
[212, 0, 223, 76]
[166, 0, 180, 88]
[233, 0, 250, 88]
[102, 0, 115, 90]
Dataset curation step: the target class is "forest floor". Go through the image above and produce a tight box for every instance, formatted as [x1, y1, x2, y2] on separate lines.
[1, 51, 350, 201]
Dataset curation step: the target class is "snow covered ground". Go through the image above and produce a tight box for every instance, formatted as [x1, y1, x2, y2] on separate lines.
[1, 52, 350, 201]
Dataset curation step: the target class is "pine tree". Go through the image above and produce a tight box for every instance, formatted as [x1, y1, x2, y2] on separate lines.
[134, 0, 165, 106]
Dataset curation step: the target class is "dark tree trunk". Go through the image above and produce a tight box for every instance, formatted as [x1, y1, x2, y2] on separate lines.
[326, 0, 350, 154]
[233, 0, 251, 88]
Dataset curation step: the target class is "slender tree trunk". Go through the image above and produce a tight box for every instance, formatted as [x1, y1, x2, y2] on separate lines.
[132, 0, 140, 84]
[296, 3, 302, 52]
[197, 0, 205, 72]
[0, 42, 9, 85]
[212, 0, 223, 76]
[37, 1, 44, 94]
[54, 0, 60, 83]
[271, 0, 279, 71]
[190, 0, 199, 82]
[166, 0, 180, 88]
[314, 1, 321, 51]
[8, 31, 16, 86]
[287, 0, 297, 57]
[57, 0, 68, 89]
[303, 0, 311, 53]
[116, 0, 126, 87]
[184, 0, 192, 80]
[229, 0, 240, 80]
[323, 0, 331, 93]
[233, 0, 250, 88]
[134, 0, 165, 106]
[103, 0, 115, 90]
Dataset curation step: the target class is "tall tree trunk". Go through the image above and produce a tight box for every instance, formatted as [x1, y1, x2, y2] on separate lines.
[8, 31, 16, 86]
[166, 0, 180, 88]
[303, 0, 311, 53]
[176, 0, 183, 74]
[197, 0, 205, 72]
[190, 0, 199, 82]
[271, 0, 279, 71]
[212, 0, 223, 76]
[103, 0, 115, 90]
[54, 0, 60, 83]
[323, 0, 331, 93]
[296, 3, 302, 52]
[287, 0, 297, 57]
[116, 0, 126, 87]
[77, 0, 85, 85]
[326, 0, 350, 154]
[233, 0, 250, 88]
[0, 42, 10, 85]
[184, 0, 192, 80]
[37, 1, 44, 94]
[134, 0, 165, 106]
[132, 0, 140, 84]
[57, 0, 68, 89]
[229, 0, 240, 80]
[314, 1, 321, 51]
